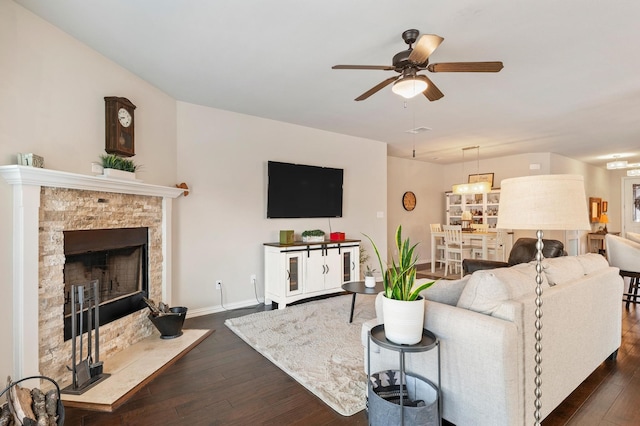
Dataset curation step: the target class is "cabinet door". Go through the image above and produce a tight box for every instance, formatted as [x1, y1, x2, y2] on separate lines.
[285, 252, 303, 296]
[323, 247, 342, 290]
[304, 249, 326, 294]
[341, 247, 359, 283]
[485, 190, 500, 229]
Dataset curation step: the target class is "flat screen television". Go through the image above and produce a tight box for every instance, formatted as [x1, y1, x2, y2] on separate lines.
[267, 161, 343, 218]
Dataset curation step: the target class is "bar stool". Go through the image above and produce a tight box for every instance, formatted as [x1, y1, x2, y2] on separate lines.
[605, 234, 640, 309]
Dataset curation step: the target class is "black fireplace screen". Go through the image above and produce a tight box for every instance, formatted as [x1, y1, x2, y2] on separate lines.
[62, 227, 149, 340]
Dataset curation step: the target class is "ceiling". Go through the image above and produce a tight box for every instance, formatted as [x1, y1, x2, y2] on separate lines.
[14, 0, 640, 167]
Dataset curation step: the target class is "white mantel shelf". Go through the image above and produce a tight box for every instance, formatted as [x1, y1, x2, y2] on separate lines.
[0, 165, 184, 198]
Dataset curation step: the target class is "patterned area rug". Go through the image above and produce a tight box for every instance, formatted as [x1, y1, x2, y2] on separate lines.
[224, 294, 376, 416]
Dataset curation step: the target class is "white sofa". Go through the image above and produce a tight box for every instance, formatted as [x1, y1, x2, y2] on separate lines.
[362, 254, 623, 425]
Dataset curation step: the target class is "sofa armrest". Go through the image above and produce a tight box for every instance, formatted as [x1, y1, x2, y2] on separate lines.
[462, 258, 509, 275]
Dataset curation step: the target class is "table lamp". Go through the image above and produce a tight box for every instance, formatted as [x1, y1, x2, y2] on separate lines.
[599, 213, 609, 233]
[497, 174, 590, 425]
[461, 210, 473, 230]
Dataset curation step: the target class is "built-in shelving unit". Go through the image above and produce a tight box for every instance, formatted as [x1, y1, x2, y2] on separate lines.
[446, 189, 501, 229]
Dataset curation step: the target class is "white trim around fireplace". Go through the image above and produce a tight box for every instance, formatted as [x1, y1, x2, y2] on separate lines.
[0, 165, 184, 379]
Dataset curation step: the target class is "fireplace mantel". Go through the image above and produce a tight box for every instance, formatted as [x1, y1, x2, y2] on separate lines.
[0, 165, 184, 198]
[1, 165, 183, 379]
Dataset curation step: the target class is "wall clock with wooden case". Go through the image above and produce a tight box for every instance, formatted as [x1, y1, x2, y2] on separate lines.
[104, 96, 136, 157]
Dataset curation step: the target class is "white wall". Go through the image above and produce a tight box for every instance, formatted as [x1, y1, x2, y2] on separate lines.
[174, 102, 387, 313]
[386, 157, 446, 265]
[0, 0, 177, 381]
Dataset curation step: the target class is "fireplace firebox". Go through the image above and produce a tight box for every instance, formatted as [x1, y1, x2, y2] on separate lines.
[63, 227, 149, 340]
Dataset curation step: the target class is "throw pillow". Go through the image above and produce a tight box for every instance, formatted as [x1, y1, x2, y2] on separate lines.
[542, 256, 584, 286]
[420, 275, 470, 306]
[457, 262, 544, 315]
[575, 253, 610, 275]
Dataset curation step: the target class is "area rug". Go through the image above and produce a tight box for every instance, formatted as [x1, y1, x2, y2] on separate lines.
[224, 294, 376, 416]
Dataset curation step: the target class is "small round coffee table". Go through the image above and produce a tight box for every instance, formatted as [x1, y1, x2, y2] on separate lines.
[341, 281, 384, 323]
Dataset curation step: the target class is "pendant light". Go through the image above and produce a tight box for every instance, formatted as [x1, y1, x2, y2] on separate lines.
[452, 146, 491, 194]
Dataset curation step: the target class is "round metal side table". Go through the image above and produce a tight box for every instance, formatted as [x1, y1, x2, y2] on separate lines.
[367, 324, 441, 426]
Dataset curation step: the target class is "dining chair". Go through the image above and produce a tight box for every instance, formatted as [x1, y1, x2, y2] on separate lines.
[473, 229, 507, 261]
[443, 225, 472, 278]
[470, 223, 489, 232]
[430, 223, 446, 269]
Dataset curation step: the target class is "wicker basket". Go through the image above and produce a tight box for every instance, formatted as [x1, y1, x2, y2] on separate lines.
[0, 375, 64, 426]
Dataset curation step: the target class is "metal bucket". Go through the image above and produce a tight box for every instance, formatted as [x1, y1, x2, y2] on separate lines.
[149, 306, 188, 339]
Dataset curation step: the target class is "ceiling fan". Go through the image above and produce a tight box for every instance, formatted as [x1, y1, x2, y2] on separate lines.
[332, 29, 503, 101]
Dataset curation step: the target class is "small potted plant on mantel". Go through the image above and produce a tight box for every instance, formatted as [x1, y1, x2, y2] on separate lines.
[301, 229, 325, 243]
[364, 225, 436, 344]
[98, 154, 140, 180]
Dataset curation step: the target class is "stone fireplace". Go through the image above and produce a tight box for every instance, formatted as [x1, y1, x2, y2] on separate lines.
[0, 166, 183, 383]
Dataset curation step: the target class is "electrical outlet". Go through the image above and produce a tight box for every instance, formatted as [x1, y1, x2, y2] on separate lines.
[215, 280, 222, 290]
[250, 274, 256, 284]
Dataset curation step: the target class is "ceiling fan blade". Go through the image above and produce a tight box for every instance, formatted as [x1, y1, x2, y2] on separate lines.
[332, 65, 395, 70]
[427, 61, 504, 73]
[416, 75, 444, 101]
[354, 76, 398, 101]
[408, 34, 444, 64]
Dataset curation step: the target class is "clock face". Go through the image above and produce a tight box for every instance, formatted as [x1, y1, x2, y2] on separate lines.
[118, 108, 132, 128]
[402, 191, 416, 211]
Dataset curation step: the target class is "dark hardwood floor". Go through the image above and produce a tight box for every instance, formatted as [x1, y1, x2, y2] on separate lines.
[64, 302, 640, 425]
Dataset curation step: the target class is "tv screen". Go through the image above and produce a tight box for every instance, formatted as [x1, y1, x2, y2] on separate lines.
[267, 161, 343, 218]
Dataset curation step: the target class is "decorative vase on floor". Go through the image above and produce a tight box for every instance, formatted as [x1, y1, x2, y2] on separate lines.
[382, 295, 425, 345]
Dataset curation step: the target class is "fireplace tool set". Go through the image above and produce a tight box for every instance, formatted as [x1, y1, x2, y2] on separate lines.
[62, 280, 110, 394]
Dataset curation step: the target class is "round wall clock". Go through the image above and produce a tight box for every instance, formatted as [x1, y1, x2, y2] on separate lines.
[402, 191, 416, 211]
[104, 96, 136, 157]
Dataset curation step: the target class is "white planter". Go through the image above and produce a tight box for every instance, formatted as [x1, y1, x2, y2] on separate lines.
[102, 168, 137, 181]
[364, 276, 376, 288]
[382, 295, 425, 345]
[302, 235, 325, 242]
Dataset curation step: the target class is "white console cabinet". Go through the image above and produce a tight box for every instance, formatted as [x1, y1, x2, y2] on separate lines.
[264, 240, 360, 309]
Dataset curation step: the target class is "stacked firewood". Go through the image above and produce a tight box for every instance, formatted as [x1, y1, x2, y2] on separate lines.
[1, 378, 60, 426]
[143, 297, 177, 316]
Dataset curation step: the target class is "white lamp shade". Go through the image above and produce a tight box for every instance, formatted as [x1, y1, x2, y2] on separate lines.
[497, 174, 591, 230]
[392, 77, 428, 99]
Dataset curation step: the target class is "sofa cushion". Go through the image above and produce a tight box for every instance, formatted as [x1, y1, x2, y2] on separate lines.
[456, 262, 543, 315]
[575, 253, 610, 275]
[420, 275, 470, 306]
[542, 256, 584, 286]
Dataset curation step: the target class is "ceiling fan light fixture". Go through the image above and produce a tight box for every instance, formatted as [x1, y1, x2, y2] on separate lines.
[392, 76, 428, 99]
